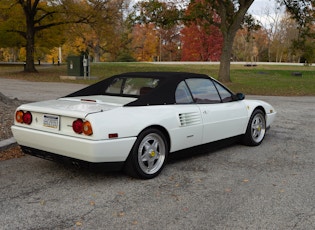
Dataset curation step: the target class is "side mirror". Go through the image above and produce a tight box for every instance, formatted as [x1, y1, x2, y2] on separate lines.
[235, 93, 245, 101]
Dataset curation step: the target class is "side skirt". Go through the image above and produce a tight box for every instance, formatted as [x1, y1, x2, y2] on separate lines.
[169, 135, 242, 161]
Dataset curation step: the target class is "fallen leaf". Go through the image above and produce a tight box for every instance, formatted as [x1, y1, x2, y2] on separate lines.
[117, 211, 125, 217]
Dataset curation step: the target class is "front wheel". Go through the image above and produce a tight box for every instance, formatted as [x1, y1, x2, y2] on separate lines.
[124, 128, 168, 179]
[242, 109, 266, 146]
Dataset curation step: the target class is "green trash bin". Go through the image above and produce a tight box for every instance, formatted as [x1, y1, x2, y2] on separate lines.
[67, 56, 84, 76]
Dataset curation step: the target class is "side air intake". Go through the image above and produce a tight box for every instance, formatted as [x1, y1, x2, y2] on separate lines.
[178, 112, 202, 127]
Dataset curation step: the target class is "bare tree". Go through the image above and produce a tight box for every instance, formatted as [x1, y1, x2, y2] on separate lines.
[256, 1, 283, 62]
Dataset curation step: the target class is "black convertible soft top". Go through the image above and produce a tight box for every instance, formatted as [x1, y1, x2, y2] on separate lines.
[66, 72, 212, 106]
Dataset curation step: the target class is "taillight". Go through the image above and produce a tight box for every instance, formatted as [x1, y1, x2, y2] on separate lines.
[83, 121, 93, 135]
[15, 110, 32, 125]
[16, 111, 24, 123]
[72, 119, 83, 134]
[72, 119, 93, 136]
[23, 111, 32, 124]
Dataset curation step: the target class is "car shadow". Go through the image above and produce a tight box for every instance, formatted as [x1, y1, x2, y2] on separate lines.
[167, 136, 241, 164]
[32, 136, 242, 179]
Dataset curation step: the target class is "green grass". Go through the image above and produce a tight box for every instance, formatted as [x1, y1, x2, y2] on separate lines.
[1, 62, 314, 96]
[228, 65, 315, 96]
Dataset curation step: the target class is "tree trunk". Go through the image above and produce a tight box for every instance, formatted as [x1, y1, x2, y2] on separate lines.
[25, 29, 37, 72]
[21, 0, 38, 73]
[218, 32, 234, 83]
[216, 0, 254, 83]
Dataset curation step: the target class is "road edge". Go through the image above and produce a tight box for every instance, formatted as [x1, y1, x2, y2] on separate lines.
[0, 137, 17, 151]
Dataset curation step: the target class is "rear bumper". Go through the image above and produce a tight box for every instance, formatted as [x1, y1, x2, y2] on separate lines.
[12, 125, 136, 163]
[21, 146, 125, 171]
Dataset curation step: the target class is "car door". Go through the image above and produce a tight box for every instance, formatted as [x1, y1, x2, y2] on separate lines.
[185, 78, 248, 144]
[170, 81, 203, 152]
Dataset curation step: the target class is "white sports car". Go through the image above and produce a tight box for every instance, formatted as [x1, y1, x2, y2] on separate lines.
[12, 72, 276, 179]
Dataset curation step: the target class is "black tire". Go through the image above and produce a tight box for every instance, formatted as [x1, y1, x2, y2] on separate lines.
[242, 109, 266, 146]
[124, 128, 168, 179]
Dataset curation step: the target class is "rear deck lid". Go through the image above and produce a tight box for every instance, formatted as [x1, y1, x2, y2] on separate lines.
[18, 95, 137, 118]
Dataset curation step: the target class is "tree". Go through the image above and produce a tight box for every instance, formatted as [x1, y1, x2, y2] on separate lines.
[61, 0, 128, 62]
[131, 23, 159, 61]
[233, 29, 259, 62]
[256, 1, 287, 62]
[281, 0, 315, 64]
[188, 0, 255, 82]
[128, 0, 183, 61]
[0, 1, 25, 49]
[181, 23, 222, 61]
[282, 0, 314, 36]
[269, 13, 300, 62]
[0, 3, 23, 61]
[1, 1, 63, 72]
[162, 26, 182, 61]
[0, 0, 105, 72]
[130, 0, 182, 29]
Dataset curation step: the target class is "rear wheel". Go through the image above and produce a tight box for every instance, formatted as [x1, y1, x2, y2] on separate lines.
[242, 109, 266, 146]
[124, 128, 168, 179]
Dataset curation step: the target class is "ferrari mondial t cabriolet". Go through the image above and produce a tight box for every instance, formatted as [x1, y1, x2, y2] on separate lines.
[12, 72, 276, 179]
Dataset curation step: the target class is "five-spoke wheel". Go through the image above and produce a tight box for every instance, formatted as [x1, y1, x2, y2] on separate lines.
[124, 128, 168, 179]
[242, 109, 266, 146]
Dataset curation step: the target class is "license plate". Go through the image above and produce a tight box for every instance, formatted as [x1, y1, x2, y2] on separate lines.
[43, 114, 60, 129]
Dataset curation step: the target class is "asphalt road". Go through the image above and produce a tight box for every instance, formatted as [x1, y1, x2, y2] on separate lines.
[1, 79, 315, 229]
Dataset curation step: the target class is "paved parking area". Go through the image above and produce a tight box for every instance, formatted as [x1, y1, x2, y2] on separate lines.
[0, 78, 315, 229]
[0, 78, 87, 101]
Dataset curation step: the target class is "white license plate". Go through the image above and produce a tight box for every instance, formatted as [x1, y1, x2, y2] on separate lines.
[43, 114, 60, 129]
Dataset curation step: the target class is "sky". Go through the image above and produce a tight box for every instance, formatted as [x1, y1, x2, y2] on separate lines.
[249, 0, 275, 14]
[248, 0, 284, 27]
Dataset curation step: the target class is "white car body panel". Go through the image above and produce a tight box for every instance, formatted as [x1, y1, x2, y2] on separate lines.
[12, 97, 276, 163]
[85, 104, 204, 152]
[12, 126, 136, 162]
[242, 99, 277, 128]
[18, 96, 136, 118]
[198, 101, 248, 144]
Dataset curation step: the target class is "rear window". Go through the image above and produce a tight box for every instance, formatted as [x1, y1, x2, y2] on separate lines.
[105, 77, 160, 96]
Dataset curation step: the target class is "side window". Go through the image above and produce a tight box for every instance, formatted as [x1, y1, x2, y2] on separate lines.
[186, 78, 221, 104]
[175, 81, 194, 104]
[213, 81, 233, 102]
[105, 78, 123, 94]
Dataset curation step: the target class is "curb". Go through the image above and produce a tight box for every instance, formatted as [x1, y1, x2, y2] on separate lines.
[0, 137, 17, 151]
